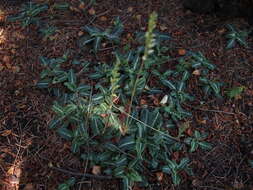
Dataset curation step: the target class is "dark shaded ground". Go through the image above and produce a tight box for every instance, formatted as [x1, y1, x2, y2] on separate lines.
[0, 0, 253, 189]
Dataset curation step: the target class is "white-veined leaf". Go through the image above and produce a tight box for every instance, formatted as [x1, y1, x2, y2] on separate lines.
[118, 135, 135, 151]
[161, 79, 176, 90]
[68, 69, 76, 84]
[93, 37, 102, 53]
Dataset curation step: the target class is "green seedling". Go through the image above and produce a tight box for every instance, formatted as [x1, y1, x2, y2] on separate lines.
[225, 24, 249, 49]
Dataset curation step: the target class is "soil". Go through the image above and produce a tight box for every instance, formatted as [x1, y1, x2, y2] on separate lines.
[0, 0, 253, 190]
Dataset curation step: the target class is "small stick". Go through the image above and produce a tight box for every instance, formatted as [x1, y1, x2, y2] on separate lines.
[50, 166, 115, 180]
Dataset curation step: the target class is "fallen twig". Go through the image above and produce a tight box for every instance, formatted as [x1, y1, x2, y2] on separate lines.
[50, 166, 115, 180]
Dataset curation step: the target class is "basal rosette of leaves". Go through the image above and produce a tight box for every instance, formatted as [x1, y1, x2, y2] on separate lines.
[36, 12, 219, 189]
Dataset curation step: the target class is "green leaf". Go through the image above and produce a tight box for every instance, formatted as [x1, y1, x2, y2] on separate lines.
[194, 131, 201, 139]
[97, 152, 111, 162]
[89, 73, 104, 79]
[137, 123, 145, 139]
[40, 69, 51, 79]
[48, 117, 63, 129]
[57, 127, 73, 140]
[68, 69, 76, 84]
[115, 155, 128, 166]
[93, 37, 102, 52]
[66, 177, 76, 186]
[167, 159, 177, 170]
[71, 141, 80, 153]
[248, 160, 253, 168]
[53, 2, 69, 10]
[190, 139, 198, 152]
[236, 35, 247, 47]
[182, 71, 190, 81]
[178, 158, 190, 170]
[226, 86, 245, 99]
[84, 26, 101, 35]
[122, 177, 130, 190]
[140, 108, 149, 125]
[57, 183, 70, 190]
[226, 38, 236, 49]
[39, 56, 50, 66]
[118, 135, 135, 151]
[103, 142, 118, 152]
[198, 141, 212, 150]
[113, 166, 125, 177]
[64, 104, 77, 115]
[29, 4, 48, 16]
[78, 36, 95, 47]
[77, 85, 91, 93]
[171, 171, 181, 185]
[37, 79, 51, 88]
[162, 166, 172, 174]
[7, 14, 25, 22]
[127, 169, 142, 182]
[135, 138, 146, 159]
[202, 61, 215, 70]
[210, 82, 220, 95]
[191, 61, 202, 68]
[64, 82, 77, 92]
[52, 73, 68, 84]
[161, 79, 176, 90]
[91, 116, 103, 136]
[52, 103, 65, 115]
[178, 81, 185, 92]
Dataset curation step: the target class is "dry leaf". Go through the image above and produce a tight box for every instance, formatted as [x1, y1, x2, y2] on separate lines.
[246, 89, 253, 96]
[178, 48, 186, 56]
[127, 33, 132, 38]
[172, 151, 180, 161]
[192, 179, 202, 187]
[119, 125, 128, 136]
[160, 95, 168, 105]
[160, 25, 168, 31]
[7, 165, 22, 177]
[174, 31, 184, 36]
[136, 14, 142, 20]
[218, 28, 226, 34]
[140, 98, 147, 105]
[78, 31, 84, 36]
[156, 172, 164, 182]
[6, 63, 12, 69]
[100, 113, 108, 118]
[233, 180, 244, 189]
[0, 63, 4, 71]
[192, 69, 201, 76]
[186, 128, 193, 136]
[127, 7, 133, 12]
[13, 32, 25, 39]
[79, 2, 85, 10]
[8, 175, 19, 185]
[11, 49, 16, 54]
[112, 95, 119, 104]
[23, 183, 34, 190]
[70, 6, 81, 13]
[100, 16, 107, 21]
[12, 66, 20, 73]
[88, 8, 96, 15]
[92, 165, 101, 175]
[1, 130, 12, 136]
[3, 55, 11, 64]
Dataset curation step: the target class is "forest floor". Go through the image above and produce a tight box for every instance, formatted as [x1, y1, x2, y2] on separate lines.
[0, 0, 253, 189]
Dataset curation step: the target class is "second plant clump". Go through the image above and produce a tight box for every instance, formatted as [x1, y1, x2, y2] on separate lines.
[36, 12, 219, 189]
